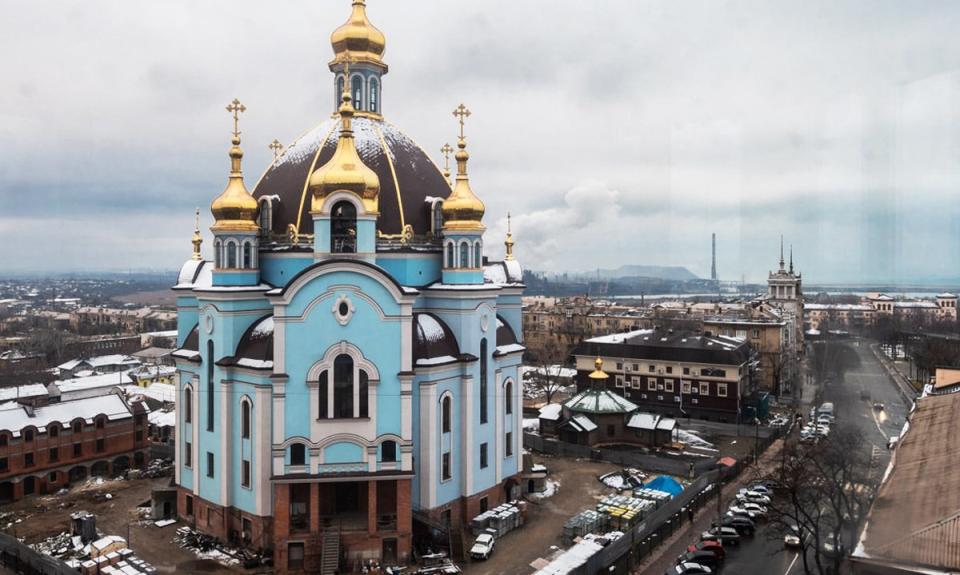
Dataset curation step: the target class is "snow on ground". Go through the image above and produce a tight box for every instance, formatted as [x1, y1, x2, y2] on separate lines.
[529, 479, 559, 500]
[600, 473, 624, 490]
[675, 429, 717, 450]
[523, 418, 540, 433]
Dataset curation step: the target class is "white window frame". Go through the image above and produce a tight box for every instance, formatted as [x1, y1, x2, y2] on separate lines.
[700, 382, 710, 396]
[717, 383, 728, 397]
[615, 375, 624, 388]
[664, 379, 674, 393]
[681, 381, 691, 394]
[647, 378, 657, 391]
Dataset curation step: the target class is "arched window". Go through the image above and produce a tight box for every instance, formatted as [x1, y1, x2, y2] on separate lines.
[290, 443, 306, 466]
[382, 440, 397, 462]
[206, 341, 214, 432]
[352, 75, 363, 109]
[184, 387, 192, 424]
[369, 78, 379, 113]
[319, 371, 329, 419]
[474, 242, 482, 269]
[214, 240, 222, 268]
[334, 354, 354, 418]
[460, 242, 470, 269]
[258, 199, 271, 234]
[242, 242, 252, 269]
[505, 380, 513, 415]
[433, 202, 444, 236]
[359, 370, 369, 418]
[479, 339, 488, 424]
[48, 423, 59, 438]
[72, 420, 83, 433]
[226, 241, 237, 268]
[337, 76, 345, 105]
[331, 201, 357, 254]
[446, 243, 454, 268]
[441, 395, 452, 434]
[241, 399, 251, 439]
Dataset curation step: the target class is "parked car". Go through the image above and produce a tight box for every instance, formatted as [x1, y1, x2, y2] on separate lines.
[749, 484, 771, 495]
[677, 551, 721, 570]
[716, 516, 756, 535]
[667, 562, 713, 574]
[740, 502, 768, 516]
[873, 402, 885, 411]
[784, 524, 802, 548]
[736, 489, 771, 504]
[686, 540, 725, 560]
[701, 526, 741, 545]
[728, 505, 761, 520]
[469, 533, 495, 560]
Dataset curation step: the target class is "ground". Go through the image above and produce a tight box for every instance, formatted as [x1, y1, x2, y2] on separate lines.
[0, 475, 242, 574]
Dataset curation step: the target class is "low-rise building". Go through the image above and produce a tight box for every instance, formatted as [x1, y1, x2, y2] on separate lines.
[571, 329, 755, 423]
[56, 354, 141, 379]
[0, 393, 150, 503]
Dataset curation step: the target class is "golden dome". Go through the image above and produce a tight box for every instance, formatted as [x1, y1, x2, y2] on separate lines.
[211, 135, 259, 233]
[441, 137, 485, 231]
[588, 357, 609, 381]
[309, 80, 380, 214]
[330, 0, 387, 69]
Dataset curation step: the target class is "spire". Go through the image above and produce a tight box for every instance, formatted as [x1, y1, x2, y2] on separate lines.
[779, 235, 785, 271]
[504, 212, 515, 261]
[440, 142, 453, 187]
[441, 104, 485, 231]
[309, 59, 380, 214]
[210, 99, 259, 233]
[191, 208, 203, 260]
[789, 244, 794, 274]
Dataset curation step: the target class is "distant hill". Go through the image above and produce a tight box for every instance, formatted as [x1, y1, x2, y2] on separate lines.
[593, 265, 700, 281]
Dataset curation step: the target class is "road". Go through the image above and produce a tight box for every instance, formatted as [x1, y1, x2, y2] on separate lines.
[639, 339, 910, 575]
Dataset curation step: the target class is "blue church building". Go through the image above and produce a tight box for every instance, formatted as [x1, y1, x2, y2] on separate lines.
[171, 1, 525, 571]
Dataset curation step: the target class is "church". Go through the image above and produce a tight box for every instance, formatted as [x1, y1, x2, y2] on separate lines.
[170, 1, 525, 571]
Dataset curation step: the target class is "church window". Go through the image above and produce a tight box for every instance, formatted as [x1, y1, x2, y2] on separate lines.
[352, 75, 363, 109]
[474, 242, 482, 269]
[206, 341, 214, 431]
[227, 241, 237, 268]
[183, 387, 192, 424]
[434, 203, 444, 237]
[382, 440, 397, 462]
[505, 432, 513, 457]
[441, 395, 451, 433]
[479, 339, 488, 424]
[331, 201, 357, 254]
[460, 242, 470, 269]
[334, 354, 354, 418]
[214, 239, 222, 268]
[505, 380, 513, 415]
[446, 242, 454, 268]
[242, 242, 252, 269]
[359, 370, 369, 418]
[241, 398, 251, 439]
[369, 78, 378, 113]
[442, 452, 451, 481]
[290, 443, 306, 466]
[319, 371, 328, 419]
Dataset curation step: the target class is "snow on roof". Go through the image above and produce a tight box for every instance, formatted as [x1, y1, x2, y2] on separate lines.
[539, 403, 563, 421]
[521, 365, 577, 379]
[938, 293, 957, 298]
[894, 301, 939, 309]
[416, 314, 447, 344]
[564, 388, 638, 414]
[251, 316, 274, 337]
[0, 383, 48, 402]
[626, 413, 658, 430]
[570, 414, 598, 432]
[656, 417, 677, 431]
[0, 394, 134, 436]
[533, 534, 606, 575]
[124, 383, 176, 403]
[57, 355, 139, 371]
[415, 355, 457, 367]
[483, 264, 507, 285]
[496, 343, 526, 355]
[55, 371, 133, 395]
[148, 410, 176, 428]
[585, 329, 654, 344]
[235, 358, 274, 370]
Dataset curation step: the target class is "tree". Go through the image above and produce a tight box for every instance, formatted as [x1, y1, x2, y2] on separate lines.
[526, 339, 569, 405]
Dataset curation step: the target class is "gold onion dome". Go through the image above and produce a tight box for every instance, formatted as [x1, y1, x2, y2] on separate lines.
[588, 357, 609, 381]
[330, 0, 386, 68]
[211, 100, 259, 233]
[442, 105, 485, 231]
[309, 78, 381, 214]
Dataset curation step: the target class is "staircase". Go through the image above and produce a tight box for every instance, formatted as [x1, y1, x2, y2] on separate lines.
[320, 529, 340, 575]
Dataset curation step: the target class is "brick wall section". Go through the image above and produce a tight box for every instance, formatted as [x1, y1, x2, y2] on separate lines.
[176, 486, 273, 551]
[423, 474, 520, 528]
[0, 412, 150, 503]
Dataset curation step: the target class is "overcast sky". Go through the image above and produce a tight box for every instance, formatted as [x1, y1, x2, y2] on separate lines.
[2, 0, 959, 284]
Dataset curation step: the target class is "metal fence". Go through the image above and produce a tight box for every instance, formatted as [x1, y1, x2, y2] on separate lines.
[0, 532, 76, 575]
[523, 433, 718, 476]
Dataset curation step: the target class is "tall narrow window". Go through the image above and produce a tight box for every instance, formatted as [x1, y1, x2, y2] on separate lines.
[505, 380, 513, 415]
[446, 243, 454, 268]
[479, 339, 488, 424]
[434, 203, 444, 237]
[206, 341, 214, 431]
[359, 370, 369, 418]
[184, 388, 192, 424]
[331, 201, 357, 254]
[382, 440, 397, 462]
[352, 76, 363, 109]
[241, 400, 251, 439]
[319, 371, 329, 419]
[258, 200, 271, 233]
[369, 78, 378, 113]
[460, 242, 470, 269]
[214, 240, 222, 268]
[474, 242, 482, 269]
[337, 76, 345, 105]
[290, 443, 306, 466]
[334, 354, 354, 418]
[227, 241, 237, 268]
[442, 395, 451, 433]
[242, 242, 252, 269]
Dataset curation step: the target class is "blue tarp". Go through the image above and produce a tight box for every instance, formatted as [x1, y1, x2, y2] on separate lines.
[644, 475, 684, 497]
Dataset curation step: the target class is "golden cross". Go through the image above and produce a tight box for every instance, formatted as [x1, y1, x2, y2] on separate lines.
[453, 103, 471, 140]
[226, 98, 246, 138]
[269, 139, 284, 160]
[440, 143, 453, 173]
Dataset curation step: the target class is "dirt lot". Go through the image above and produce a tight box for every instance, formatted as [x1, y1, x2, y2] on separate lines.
[462, 455, 621, 575]
[1, 476, 242, 574]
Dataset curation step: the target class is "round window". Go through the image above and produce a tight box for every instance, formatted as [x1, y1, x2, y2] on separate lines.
[339, 302, 350, 317]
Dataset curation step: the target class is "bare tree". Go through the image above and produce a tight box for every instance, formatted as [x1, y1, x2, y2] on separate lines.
[526, 339, 569, 405]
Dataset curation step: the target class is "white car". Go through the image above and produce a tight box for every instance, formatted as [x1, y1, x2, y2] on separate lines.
[740, 502, 767, 516]
[727, 505, 760, 520]
[469, 533, 495, 560]
[737, 489, 771, 504]
[784, 533, 801, 547]
[749, 484, 771, 495]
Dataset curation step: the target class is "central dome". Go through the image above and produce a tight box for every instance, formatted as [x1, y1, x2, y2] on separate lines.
[253, 116, 450, 239]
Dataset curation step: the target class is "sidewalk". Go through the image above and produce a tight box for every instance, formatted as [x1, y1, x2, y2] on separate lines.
[869, 344, 917, 408]
[631, 438, 786, 574]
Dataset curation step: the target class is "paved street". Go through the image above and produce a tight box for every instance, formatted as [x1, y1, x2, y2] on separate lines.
[638, 338, 910, 575]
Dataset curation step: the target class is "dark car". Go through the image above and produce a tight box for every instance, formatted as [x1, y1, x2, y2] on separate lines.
[701, 526, 740, 546]
[667, 563, 712, 575]
[677, 551, 720, 570]
[686, 540, 725, 560]
[716, 516, 756, 535]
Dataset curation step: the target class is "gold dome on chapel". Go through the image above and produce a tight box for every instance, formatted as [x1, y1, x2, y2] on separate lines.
[309, 83, 381, 214]
[211, 135, 259, 233]
[330, 0, 387, 68]
[441, 138, 485, 231]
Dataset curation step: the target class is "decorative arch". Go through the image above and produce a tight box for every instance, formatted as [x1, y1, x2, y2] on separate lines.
[331, 200, 358, 254]
[439, 391, 453, 434]
[271, 259, 413, 307]
[71, 418, 84, 433]
[350, 73, 365, 109]
[226, 239, 238, 269]
[459, 240, 470, 269]
[21, 426, 37, 441]
[240, 395, 252, 440]
[314, 190, 368, 217]
[503, 378, 515, 415]
[307, 341, 381, 383]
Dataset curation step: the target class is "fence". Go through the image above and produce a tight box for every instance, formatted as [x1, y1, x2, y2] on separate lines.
[523, 433, 717, 476]
[0, 532, 76, 575]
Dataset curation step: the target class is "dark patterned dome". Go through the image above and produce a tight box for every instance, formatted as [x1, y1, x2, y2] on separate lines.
[254, 116, 450, 239]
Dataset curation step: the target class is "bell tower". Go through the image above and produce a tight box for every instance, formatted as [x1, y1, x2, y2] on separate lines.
[329, 0, 388, 116]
